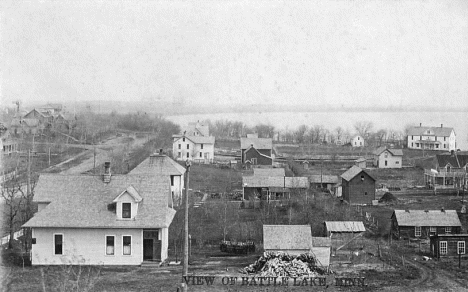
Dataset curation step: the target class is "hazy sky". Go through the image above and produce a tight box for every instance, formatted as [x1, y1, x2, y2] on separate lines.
[1, 0, 468, 108]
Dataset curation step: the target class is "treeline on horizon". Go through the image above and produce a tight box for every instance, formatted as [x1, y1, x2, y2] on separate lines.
[202, 119, 410, 146]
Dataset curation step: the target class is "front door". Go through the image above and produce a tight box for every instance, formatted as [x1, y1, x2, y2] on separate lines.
[143, 230, 161, 261]
[143, 239, 153, 260]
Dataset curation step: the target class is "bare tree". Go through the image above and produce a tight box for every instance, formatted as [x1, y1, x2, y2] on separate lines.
[375, 129, 387, 147]
[1, 178, 24, 248]
[354, 121, 374, 138]
[295, 125, 308, 144]
[335, 126, 344, 143]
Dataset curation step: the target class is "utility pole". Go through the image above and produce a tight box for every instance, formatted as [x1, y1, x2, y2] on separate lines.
[93, 146, 96, 174]
[183, 160, 191, 277]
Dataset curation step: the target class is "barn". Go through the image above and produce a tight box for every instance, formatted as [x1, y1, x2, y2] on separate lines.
[341, 166, 376, 205]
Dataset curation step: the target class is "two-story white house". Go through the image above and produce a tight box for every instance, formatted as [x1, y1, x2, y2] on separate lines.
[172, 122, 215, 163]
[372, 147, 403, 168]
[23, 162, 176, 265]
[351, 135, 365, 147]
[407, 124, 456, 151]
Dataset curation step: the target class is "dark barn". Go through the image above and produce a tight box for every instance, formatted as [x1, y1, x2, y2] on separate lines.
[341, 166, 376, 205]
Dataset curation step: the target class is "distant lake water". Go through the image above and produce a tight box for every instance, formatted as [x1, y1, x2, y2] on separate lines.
[165, 111, 468, 150]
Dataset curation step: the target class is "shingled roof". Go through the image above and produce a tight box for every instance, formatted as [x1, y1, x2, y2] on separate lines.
[341, 166, 375, 181]
[263, 225, 312, 250]
[436, 151, 468, 168]
[253, 168, 285, 177]
[129, 154, 186, 176]
[392, 210, 461, 227]
[240, 137, 272, 150]
[23, 174, 175, 229]
[373, 146, 403, 156]
[173, 135, 215, 144]
[243, 176, 309, 189]
[407, 126, 454, 137]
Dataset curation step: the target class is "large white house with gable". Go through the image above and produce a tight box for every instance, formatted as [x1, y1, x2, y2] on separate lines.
[407, 124, 456, 151]
[23, 160, 176, 265]
[172, 121, 215, 163]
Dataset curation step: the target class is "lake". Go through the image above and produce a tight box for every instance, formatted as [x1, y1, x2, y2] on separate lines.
[166, 111, 468, 150]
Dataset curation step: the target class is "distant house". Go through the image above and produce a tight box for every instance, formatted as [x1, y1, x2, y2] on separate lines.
[240, 136, 273, 166]
[355, 157, 367, 168]
[372, 147, 403, 168]
[351, 135, 365, 147]
[242, 175, 309, 200]
[341, 166, 376, 205]
[129, 151, 186, 207]
[324, 221, 366, 249]
[430, 234, 468, 259]
[172, 135, 215, 163]
[391, 209, 462, 239]
[309, 175, 339, 190]
[1, 130, 18, 155]
[23, 161, 176, 265]
[172, 122, 215, 163]
[424, 151, 468, 189]
[407, 124, 456, 151]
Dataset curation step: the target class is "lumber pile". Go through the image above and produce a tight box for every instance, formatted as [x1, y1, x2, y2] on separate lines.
[240, 252, 326, 277]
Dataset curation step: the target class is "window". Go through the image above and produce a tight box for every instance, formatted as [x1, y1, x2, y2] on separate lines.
[384, 153, 388, 158]
[445, 227, 451, 234]
[385, 160, 388, 166]
[201, 144, 203, 149]
[411, 143, 413, 147]
[361, 175, 364, 181]
[430, 227, 436, 234]
[444, 144, 446, 148]
[54, 234, 63, 255]
[440, 241, 447, 255]
[186, 153, 189, 158]
[178, 144, 181, 149]
[251, 158, 257, 165]
[106, 236, 115, 255]
[412, 135, 414, 140]
[183, 138, 185, 142]
[458, 241, 466, 255]
[395, 161, 400, 164]
[444, 137, 446, 141]
[199, 152, 202, 158]
[170, 175, 174, 186]
[178, 152, 181, 158]
[416, 143, 419, 147]
[122, 203, 131, 218]
[187, 144, 189, 149]
[415, 226, 421, 237]
[123, 236, 131, 255]
[436, 144, 439, 149]
[364, 192, 368, 196]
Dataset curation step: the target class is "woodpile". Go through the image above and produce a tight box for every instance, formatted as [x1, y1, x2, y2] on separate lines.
[240, 252, 326, 277]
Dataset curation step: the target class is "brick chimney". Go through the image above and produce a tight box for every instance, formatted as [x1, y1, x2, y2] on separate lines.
[103, 162, 111, 183]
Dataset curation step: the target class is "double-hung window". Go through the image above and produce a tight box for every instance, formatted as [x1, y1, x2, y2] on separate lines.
[123, 236, 132, 255]
[430, 227, 436, 234]
[54, 234, 63, 255]
[106, 236, 115, 255]
[458, 241, 466, 255]
[440, 241, 447, 255]
[415, 226, 421, 237]
[445, 227, 451, 234]
[122, 203, 131, 218]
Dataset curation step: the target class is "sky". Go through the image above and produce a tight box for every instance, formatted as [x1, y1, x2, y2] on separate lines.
[1, 0, 468, 109]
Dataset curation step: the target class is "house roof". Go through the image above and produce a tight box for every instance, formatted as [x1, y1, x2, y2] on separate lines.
[407, 126, 454, 137]
[341, 165, 375, 181]
[23, 173, 175, 229]
[263, 225, 312, 250]
[325, 221, 366, 233]
[392, 210, 462, 227]
[129, 154, 186, 176]
[183, 122, 210, 137]
[240, 137, 272, 150]
[309, 175, 339, 184]
[173, 135, 215, 144]
[22, 118, 40, 127]
[244, 146, 273, 160]
[436, 152, 468, 168]
[373, 147, 403, 156]
[243, 176, 309, 189]
[253, 168, 285, 177]
[113, 186, 143, 203]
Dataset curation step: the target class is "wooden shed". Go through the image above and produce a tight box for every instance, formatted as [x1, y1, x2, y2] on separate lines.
[341, 166, 376, 205]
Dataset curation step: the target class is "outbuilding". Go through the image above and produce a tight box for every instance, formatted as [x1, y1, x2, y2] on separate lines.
[341, 166, 376, 205]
